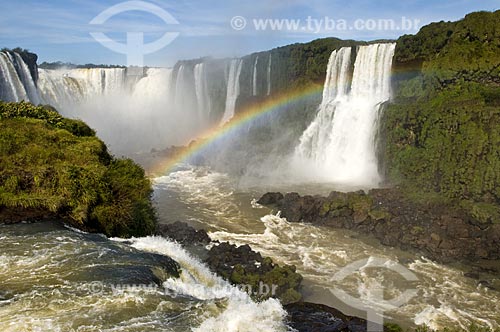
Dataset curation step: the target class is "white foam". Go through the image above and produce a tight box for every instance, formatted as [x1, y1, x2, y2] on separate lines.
[154, 166, 500, 329]
[116, 236, 287, 332]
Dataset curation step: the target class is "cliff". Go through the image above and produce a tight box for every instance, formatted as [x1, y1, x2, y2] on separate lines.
[380, 10, 500, 220]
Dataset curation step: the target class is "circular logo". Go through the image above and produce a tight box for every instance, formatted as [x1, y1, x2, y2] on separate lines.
[231, 16, 247, 31]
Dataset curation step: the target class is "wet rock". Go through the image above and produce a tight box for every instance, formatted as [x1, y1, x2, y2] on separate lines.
[86, 265, 166, 286]
[258, 188, 500, 263]
[205, 242, 302, 304]
[156, 221, 210, 245]
[280, 193, 303, 222]
[479, 280, 497, 291]
[257, 192, 284, 205]
[464, 272, 480, 280]
[285, 302, 368, 332]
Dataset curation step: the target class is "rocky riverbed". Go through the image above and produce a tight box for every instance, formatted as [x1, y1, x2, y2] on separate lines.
[156, 221, 372, 332]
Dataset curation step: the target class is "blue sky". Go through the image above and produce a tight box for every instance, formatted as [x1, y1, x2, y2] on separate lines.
[0, 0, 498, 67]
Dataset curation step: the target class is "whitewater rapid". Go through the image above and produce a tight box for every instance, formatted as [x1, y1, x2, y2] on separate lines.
[153, 166, 500, 330]
[0, 221, 288, 332]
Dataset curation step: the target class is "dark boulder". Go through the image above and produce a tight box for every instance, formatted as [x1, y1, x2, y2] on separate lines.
[257, 192, 284, 205]
[205, 242, 303, 304]
[285, 302, 368, 332]
[156, 221, 211, 245]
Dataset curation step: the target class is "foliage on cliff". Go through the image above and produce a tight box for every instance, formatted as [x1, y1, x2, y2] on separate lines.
[239, 38, 363, 96]
[381, 10, 500, 217]
[0, 101, 156, 237]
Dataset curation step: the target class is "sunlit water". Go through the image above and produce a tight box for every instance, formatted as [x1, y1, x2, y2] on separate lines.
[154, 165, 500, 330]
[0, 221, 286, 331]
[2, 165, 499, 331]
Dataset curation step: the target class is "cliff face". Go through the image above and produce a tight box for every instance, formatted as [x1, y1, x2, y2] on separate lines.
[380, 10, 500, 219]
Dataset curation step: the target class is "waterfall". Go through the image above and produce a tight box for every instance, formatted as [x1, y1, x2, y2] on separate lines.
[66, 68, 126, 96]
[294, 43, 396, 187]
[267, 54, 272, 96]
[132, 67, 172, 100]
[252, 56, 259, 96]
[12, 53, 40, 104]
[37, 69, 84, 108]
[36, 68, 132, 109]
[194, 63, 211, 121]
[0, 52, 32, 102]
[221, 59, 243, 124]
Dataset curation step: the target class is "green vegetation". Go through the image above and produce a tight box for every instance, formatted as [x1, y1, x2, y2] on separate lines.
[38, 61, 126, 70]
[381, 10, 500, 214]
[239, 37, 364, 95]
[0, 101, 156, 237]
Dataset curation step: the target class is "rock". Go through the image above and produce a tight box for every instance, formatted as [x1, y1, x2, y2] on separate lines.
[0, 206, 61, 224]
[430, 233, 441, 243]
[479, 280, 497, 291]
[257, 189, 500, 263]
[353, 211, 368, 223]
[280, 193, 303, 222]
[464, 272, 480, 280]
[257, 192, 284, 205]
[368, 209, 392, 221]
[156, 221, 210, 245]
[444, 216, 469, 238]
[205, 242, 302, 304]
[285, 302, 368, 332]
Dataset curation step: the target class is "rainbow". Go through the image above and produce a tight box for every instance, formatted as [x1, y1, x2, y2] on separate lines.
[149, 84, 324, 177]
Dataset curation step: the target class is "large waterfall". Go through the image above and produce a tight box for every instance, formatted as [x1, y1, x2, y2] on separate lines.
[37, 67, 138, 110]
[295, 43, 396, 187]
[0, 51, 254, 152]
[0, 45, 394, 174]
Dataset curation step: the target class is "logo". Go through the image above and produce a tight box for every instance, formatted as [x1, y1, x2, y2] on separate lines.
[331, 257, 418, 332]
[89, 1, 179, 72]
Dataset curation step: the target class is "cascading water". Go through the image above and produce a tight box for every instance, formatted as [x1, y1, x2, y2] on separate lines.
[294, 43, 396, 187]
[37, 67, 133, 109]
[132, 67, 173, 100]
[194, 63, 211, 121]
[12, 53, 40, 104]
[252, 56, 259, 96]
[221, 59, 243, 124]
[0, 52, 34, 102]
[267, 54, 272, 96]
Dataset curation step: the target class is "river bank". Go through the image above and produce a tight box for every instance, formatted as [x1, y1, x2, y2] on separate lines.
[257, 188, 500, 272]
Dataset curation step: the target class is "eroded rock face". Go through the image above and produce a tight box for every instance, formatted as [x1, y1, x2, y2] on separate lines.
[258, 188, 500, 262]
